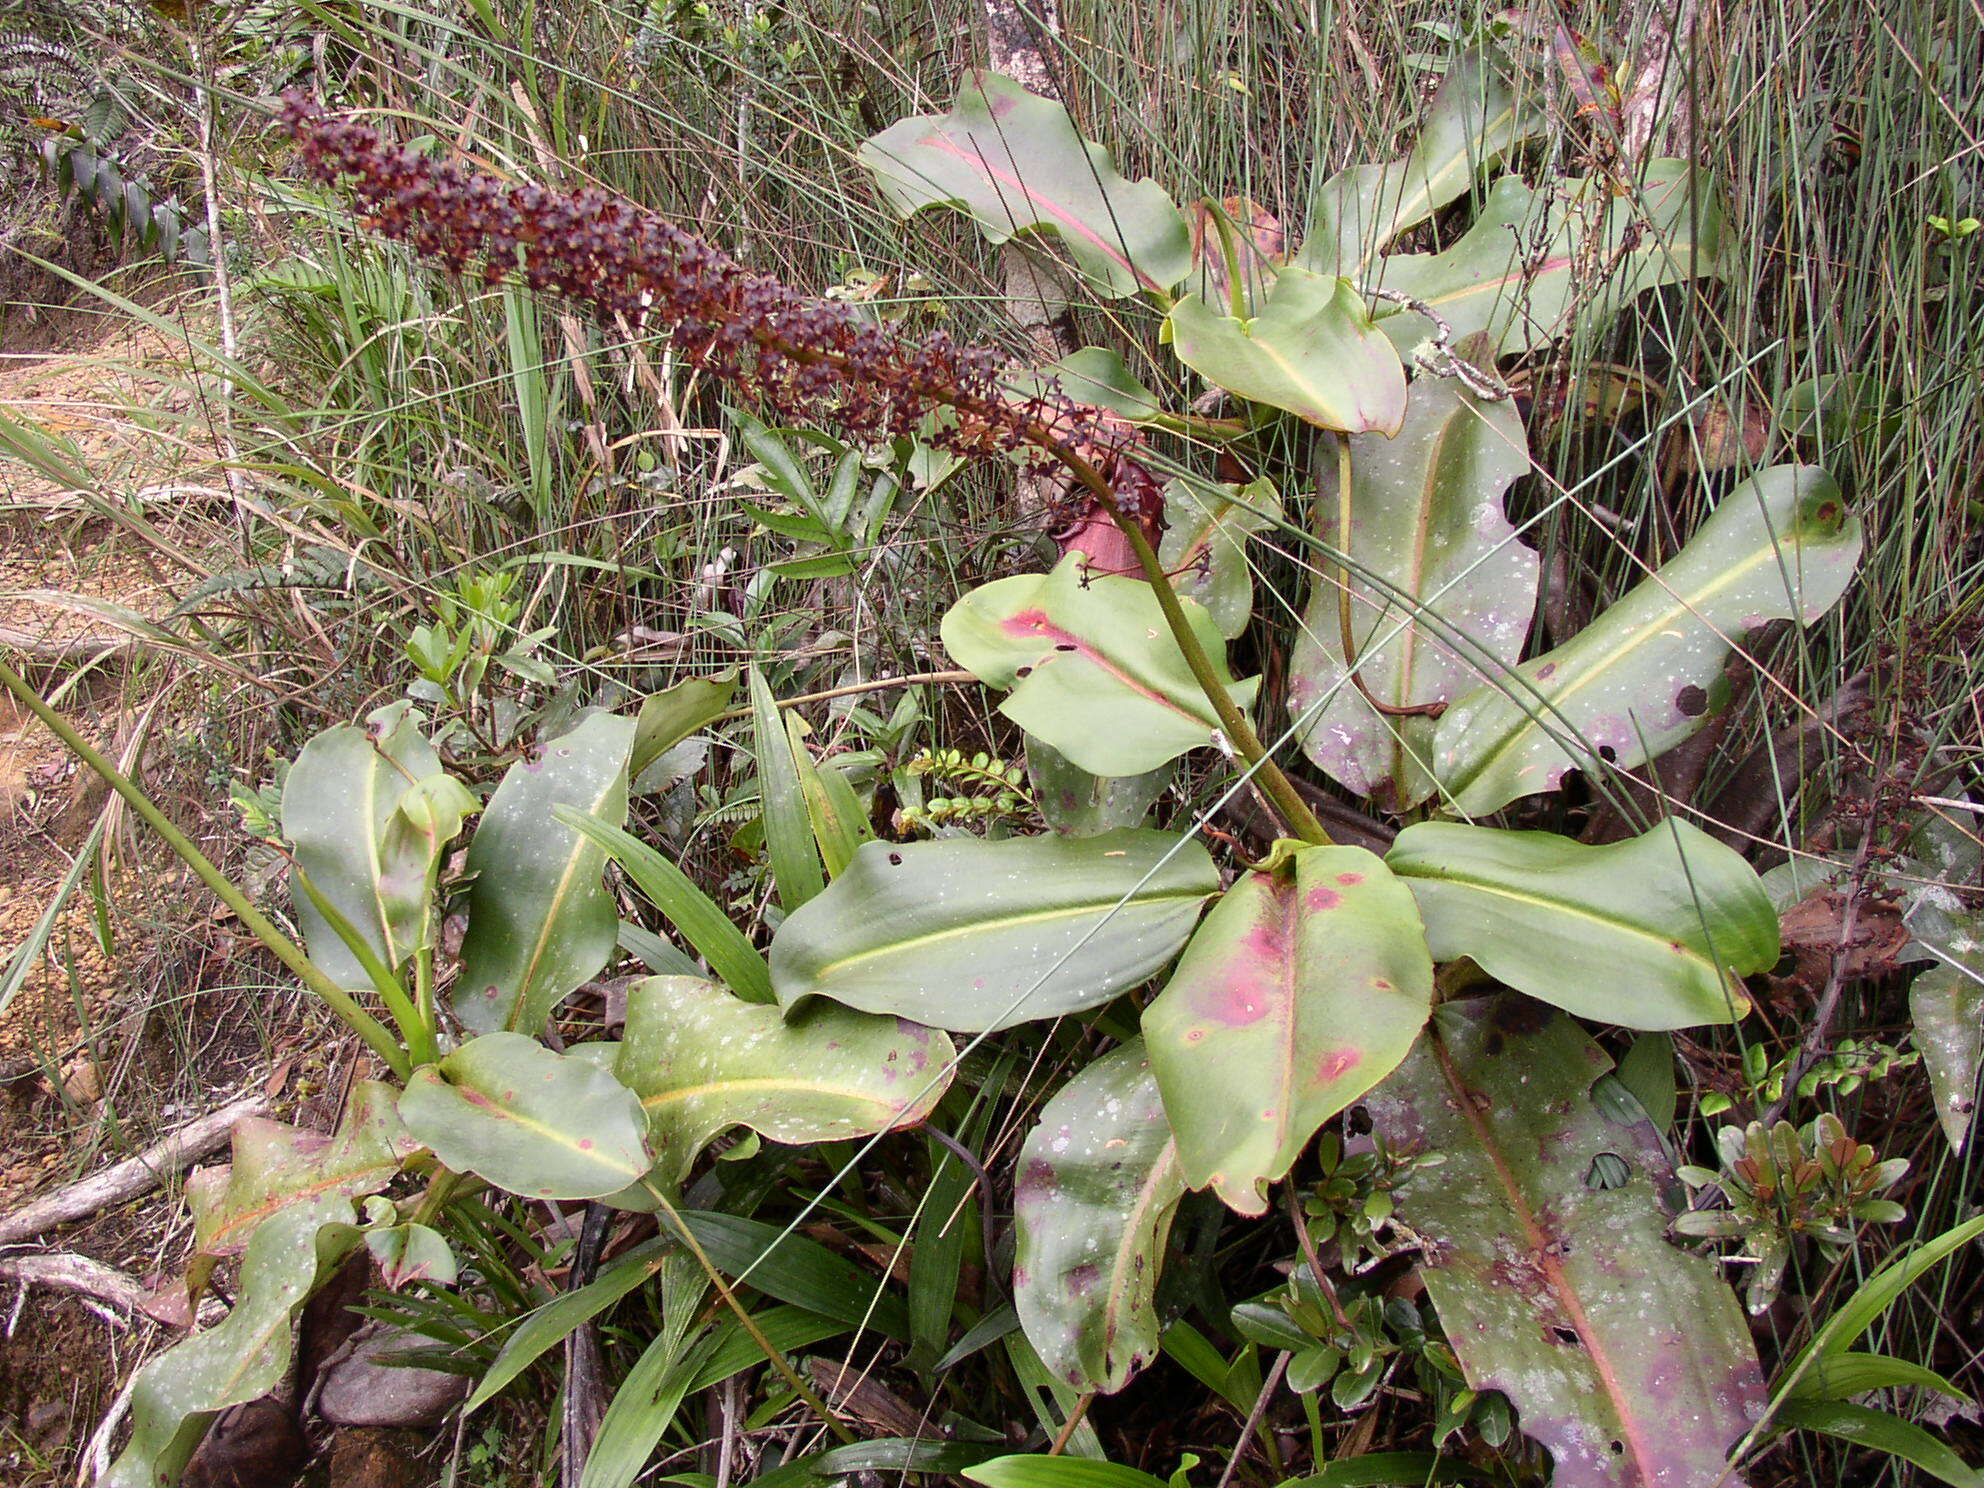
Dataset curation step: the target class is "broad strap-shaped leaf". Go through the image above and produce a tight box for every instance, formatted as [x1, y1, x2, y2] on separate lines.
[1300, 44, 1542, 276]
[615, 975, 956, 1184]
[282, 701, 464, 988]
[1167, 266, 1407, 435]
[771, 829, 1219, 1032]
[456, 711, 636, 1035]
[632, 670, 738, 782]
[1159, 477, 1283, 640]
[1387, 821, 1777, 1029]
[1019, 346, 1164, 422]
[1434, 465, 1862, 813]
[1364, 996, 1768, 1488]
[1144, 844, 1433, 1216]
[1014, 1041, 1186, 1394]
[1028, 741, 1172, 839]
[185, 1080, 417, 1257]
[102, 1193, 359, 1488]
[399, 1033, 652, 1200]
[1370, 161, 1723, 359]
[1911, 953, 1982, 1154]
[942, 552, 1258, 777]
[857, 71, 1191, 298]
[1289, 379, 1535, 809]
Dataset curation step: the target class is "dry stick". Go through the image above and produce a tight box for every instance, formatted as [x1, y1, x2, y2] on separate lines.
[0, 1093, 266, 1246]
[0, 1252, 143, 1316]
[1213, 1350, 1291, 1488]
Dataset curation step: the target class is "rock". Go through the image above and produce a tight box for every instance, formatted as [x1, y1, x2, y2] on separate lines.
[324, 1426, 430, 1488]
[182, 1395, 307, 1488]
[316, 1323, 468, 1429]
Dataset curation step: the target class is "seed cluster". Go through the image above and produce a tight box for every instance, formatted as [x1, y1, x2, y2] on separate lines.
[282, 94, 1161, 517]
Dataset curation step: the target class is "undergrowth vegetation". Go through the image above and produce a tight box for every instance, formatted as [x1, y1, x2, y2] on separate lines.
[1, 2, 1980, 1486]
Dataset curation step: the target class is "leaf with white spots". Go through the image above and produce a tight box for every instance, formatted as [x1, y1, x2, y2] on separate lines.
[1387, 821, 1778, 1029]
[101, 1193, 360, 1488]
[1144, 845, 1433, 1215]
[942, 552, 1258, 777]
[1909, 944, 1983, 1155]
[1364, 996, 1768, 1488]
[455, 711, 636, 1036]
[770, 829, 1219, 1032]
[1289, 379, 1535, 809]
[1434, 465, 1862, 814]
[613, 975, 956, 1186]
[399, 1033, 651, 1200]
[1013, 1041, 1185, 1393]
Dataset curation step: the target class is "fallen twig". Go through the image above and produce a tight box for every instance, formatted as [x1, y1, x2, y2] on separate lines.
[0, 1092, 266, 1246]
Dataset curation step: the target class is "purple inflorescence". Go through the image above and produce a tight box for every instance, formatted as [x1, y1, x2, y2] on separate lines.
[281, 94, 1163, 520]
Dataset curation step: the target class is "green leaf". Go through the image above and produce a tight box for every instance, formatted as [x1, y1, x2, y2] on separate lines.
[1288, 379, 1535, 810]
[1145, 845, 1433, 1215]
[632, 671, 738, 780]
[1298, 45, 1541, 277]
[1433, 465, 1862, 813]
[282, 701, 457, 988]
[1785, 1352, 1974, 1405]
[101, 1195, 359, 1488]
[1027, 346, 1164, 421]
[1276, 1454, 1491, 1487]
[563, 811, 774, 1003]
[1166, 267, 1406, 435]
[1912, 959, 1982, 1154]
[749, 666, 826, 912]
[456, 712, 636, 1035]
[1784, 1214, 1984, 1381]
[399, 1033, 651, 1200]
[674, 1211, 911, 1339]
[184, 1080, 416, 1257]
[942, 553, 1258, 777]
[1027, 741, 1172, 839]
[770, 829, 1219, 1032]
[1369, 161, 1724, 358]
[965, 1456, 1170, 1488]
[1014, 1042, 1186, 1393]
[788, 717, 875, 877]
[1386, 821, 1777, 1028]
[1772, 1401, 1983, 1488]
[365, 1217, 458, 1288]
[614, 975, 955, 1185]
[467, 1238, 677, 1411]
[1364, 997, 1767, 1488]
[1159, 477, 1283, 640]
[1616, 1032, 1679, 1131]
[857, 71, 1192, 298]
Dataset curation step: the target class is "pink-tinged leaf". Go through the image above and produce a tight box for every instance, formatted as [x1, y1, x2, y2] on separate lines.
[1014, 1041, 1186, 1393]
[186, 1080, 418, 1258]
[1364, 996, 1768, 1488]
[856, 72, 1191, 298]
[1144, 845, 1432, 1215]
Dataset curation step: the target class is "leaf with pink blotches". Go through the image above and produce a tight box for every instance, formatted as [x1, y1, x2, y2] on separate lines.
[1144, 844, 1432, 1215]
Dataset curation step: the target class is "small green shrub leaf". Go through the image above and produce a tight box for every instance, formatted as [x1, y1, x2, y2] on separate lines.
[771, 829, 1219, 1032]
[1365, 997, 1768, 1488]
[1145, 846, 1433, 1215]
[857, 72, 1192, 297]
[1166, 267, 1406, 435]
[1433, 465, 1862, 813]
[399, 1033, 651, 1200]
[942, 553, 1257, 777]
[1386, 821, 1778, 1028]
[1288, 379, 1535, 809]
[1014, 1041, 1186, 1393]
[456, 711, 635, 1035]
[614, 975, 955, 1184]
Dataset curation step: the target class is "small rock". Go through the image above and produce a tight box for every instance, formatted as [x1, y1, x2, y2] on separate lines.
[317, 1324, 468, 1429]
[182, 1396, 307, 1488]
[323, 1426, 429, 1488]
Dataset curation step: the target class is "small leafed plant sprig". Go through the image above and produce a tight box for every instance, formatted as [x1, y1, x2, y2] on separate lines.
[279, 94, 1159, 511]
